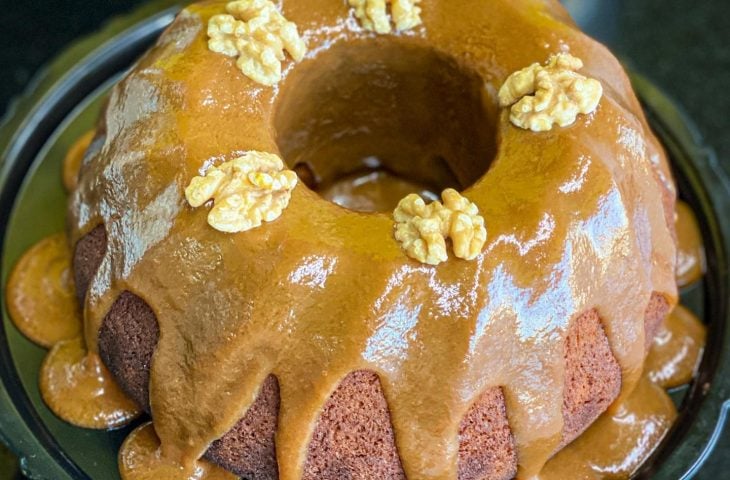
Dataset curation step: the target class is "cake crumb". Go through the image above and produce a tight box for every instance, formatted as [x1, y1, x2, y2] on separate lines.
[394, 189, 486, 265]
[498, 53, 603, 132]
[349, 0, 422, 34]
[207, 0, 307, 86]
[185, 151, 298, 233]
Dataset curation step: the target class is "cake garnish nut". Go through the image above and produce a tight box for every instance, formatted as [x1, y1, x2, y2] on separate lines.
[207, 0, 307, 86]
[498, 53, 603, 132]
[185, 151, 298, 233]
[349, 0, 423, 34]
[394, 189, 486, 265]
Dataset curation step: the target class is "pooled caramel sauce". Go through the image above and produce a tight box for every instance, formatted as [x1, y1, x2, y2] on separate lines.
[6, 233, 81, 348]
[645, 304, 706, 388]
[66, 1, 682, 478]
[539, 376, 677, 479]
[63, 130, 95, 192]
[320, 168, 438, 213]
[7, 233, 140, 429]
[39, 337, 140, 429]
[119, 423, 236, 480]
[675, 201, 705, 288]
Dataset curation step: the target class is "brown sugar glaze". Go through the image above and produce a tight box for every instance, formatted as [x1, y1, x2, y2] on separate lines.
[68, 1, 683, 478]
[675, 201, 705, 287]
[119, 423, 236, 480]
[40, 337, 140, 429]
[5, 234, 140, 428]
[6, 233, 81, 347]
[319, 170, 438, 213]
[64, 130, 95, 192]
[539, 376, 677, 479]
[645, 305, 706, 389]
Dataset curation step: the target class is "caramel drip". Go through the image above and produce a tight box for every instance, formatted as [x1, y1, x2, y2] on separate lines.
[63, 130, 95, 192]
[319, 169, 438, 213]
[6, 233, 81, 348]
[67, 1, 678, 478]
[675, 201, 705, 287]
[6, 233, 140, 430]
[539, 376, 677, 479]
[540, 303, 703, 478]
[7, 235, 704, 478]
[645, 305, 706, 388]
[39, 337, 140, 429]
[119, 423, 236, 480]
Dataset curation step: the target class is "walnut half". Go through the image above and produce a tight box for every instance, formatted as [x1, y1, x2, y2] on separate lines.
[208, 0, 307, 86]
[185, 152, 298, 233]
[498, 53, 603, 132]
[349, 0, 423, 34]
[394, 189, 486, 265]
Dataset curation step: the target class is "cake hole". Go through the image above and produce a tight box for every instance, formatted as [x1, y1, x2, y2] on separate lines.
[274, 39, 498, 213]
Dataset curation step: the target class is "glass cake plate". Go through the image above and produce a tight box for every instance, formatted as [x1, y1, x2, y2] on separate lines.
[0, 1, 728, 479]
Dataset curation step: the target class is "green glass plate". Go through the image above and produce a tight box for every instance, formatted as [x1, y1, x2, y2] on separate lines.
[0, 2, 728, 479]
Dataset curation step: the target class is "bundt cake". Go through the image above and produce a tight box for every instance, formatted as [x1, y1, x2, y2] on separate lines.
[15, 0, 687, 478]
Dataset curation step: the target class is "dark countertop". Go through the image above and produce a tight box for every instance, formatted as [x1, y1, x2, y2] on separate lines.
[0, 0, 728, 478]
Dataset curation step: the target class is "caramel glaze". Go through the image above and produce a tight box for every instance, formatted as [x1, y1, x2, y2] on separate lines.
[6, 234, 140, 429]
[119, 423, 236, 480]
[539, 376, 677, 479]
[645, 305, 706, 388]
[675, 201, 705, 288]
[68, 1, 678, 478]
[64, 130, 96, 192]
[40, 337, 140, 429]
[6, 233, 81, 348]
[320, 170, 438, 213]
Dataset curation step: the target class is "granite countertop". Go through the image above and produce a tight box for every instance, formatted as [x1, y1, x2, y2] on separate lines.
[0, 0, 728, 478]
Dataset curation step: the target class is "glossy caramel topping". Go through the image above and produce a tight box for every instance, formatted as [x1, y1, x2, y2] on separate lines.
[6, 233, 81, 348]
[63, 130, 95, 192]
[675, 201, 705, 287]
[645, 304, 706, 388]
[69, 1, 678, 478]
[119, 423, 236, 480]
[540, 376, 677, 479]
[320, 169, 437, 213]
[40, 337, 140, 429]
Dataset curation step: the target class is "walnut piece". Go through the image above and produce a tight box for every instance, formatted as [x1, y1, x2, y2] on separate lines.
[349, 0, 422, 34]
[394, 189, 486, 265]
[185, 152, 298, 233]
[498, 53, 603, 132]
[207, 0, 307, 86]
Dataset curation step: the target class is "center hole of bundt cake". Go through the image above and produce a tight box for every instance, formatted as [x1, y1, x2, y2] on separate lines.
[274, 40, 498, 213]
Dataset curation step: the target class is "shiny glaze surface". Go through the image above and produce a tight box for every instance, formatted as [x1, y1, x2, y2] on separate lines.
[39, 337, 140, 429]
[675, 201, 705, 287]
[645, 304, 706, 388]
[7, 237, 702, 479]
[540, 376, 677, 479]
[69, 1, 678, 478]
[119, 423, 236, 480]
[64, 130, 95, 192]
[320, 169, 438, 212]
[6, 233, 81, 348]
